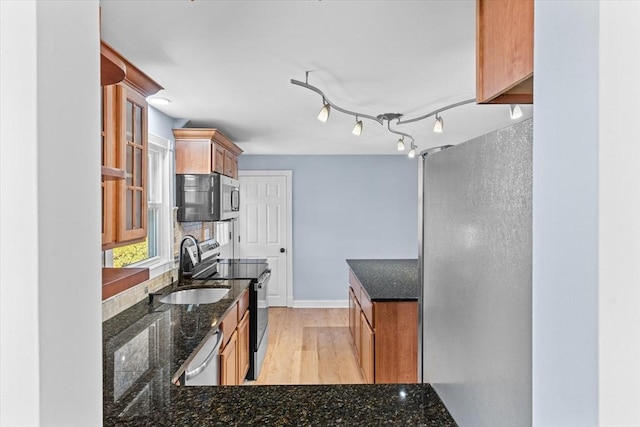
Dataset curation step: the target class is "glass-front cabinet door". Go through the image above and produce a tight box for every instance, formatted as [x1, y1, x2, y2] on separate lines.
[100, 40, 162, 253]
[117, 84, 147, 243]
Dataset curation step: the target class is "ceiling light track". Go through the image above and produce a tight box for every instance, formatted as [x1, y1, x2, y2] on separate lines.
[385, 118, 414, 145]
[291, 72, 480, 157]
[291, 77, 384, 125]
[396, 98, 476, 125]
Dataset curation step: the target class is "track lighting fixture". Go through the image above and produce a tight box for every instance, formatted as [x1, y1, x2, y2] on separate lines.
[317, 99, 330, 123]
[433, 114, 443, 133]
[352, 117, 363, 136]
[509, 104, 523, 120]
[292, 71, 478, 158]
[397, 137, 406, 151]
[408, 143, 417, 158]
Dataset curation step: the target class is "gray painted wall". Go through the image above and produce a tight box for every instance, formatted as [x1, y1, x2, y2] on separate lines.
[149, 106, 177, 141]
[239, 155, 419, 301]
[533, 2, 599, 426]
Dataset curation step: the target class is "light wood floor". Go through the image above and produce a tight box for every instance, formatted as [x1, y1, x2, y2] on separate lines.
[249, 308, 364, 385]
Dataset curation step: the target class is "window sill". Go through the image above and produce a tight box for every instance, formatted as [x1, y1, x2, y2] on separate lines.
[102, 267, 149, 300]
[128, 257, 175, 280]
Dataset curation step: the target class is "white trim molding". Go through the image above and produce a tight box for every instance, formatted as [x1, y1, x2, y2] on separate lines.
[292, 300, 349, 309]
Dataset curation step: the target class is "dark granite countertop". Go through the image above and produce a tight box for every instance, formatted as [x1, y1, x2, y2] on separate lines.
[103, 269, 456, 426]
[104, 382, 456, 426]
[103, 279, 250, 410]
[347, 259, 419, 301]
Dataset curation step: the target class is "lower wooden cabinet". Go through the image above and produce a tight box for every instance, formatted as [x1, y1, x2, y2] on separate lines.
[349, 269, 418, 384]
[219, 289, 250, 385]
[349, 288, 362, 360]
[220, 329, 238, 386]
[237, 309, 250, 383]
[348, 288, 356, 340]
[360, 311, 375, 384]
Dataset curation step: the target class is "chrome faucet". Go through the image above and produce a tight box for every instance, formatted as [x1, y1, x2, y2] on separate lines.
[179, 235, 200, 283]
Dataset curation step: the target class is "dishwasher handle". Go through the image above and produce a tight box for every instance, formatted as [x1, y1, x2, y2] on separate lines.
[184, 330, 223, 381]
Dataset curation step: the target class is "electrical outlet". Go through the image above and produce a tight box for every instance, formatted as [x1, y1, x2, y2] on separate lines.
[144, 286, 148, 294]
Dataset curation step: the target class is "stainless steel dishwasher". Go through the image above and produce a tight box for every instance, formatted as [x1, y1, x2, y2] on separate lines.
[184, 329, 223, 386]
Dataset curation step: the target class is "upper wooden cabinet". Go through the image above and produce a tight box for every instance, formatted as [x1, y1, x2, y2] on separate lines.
[173, 128, 243, 179]
[100, 42, 126, 86]
[476, 0, 534, 104]
[101, 40, 162, 250]
[118, 85, 148, 243]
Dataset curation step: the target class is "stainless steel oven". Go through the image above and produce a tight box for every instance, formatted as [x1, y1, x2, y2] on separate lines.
[177, 242, 271, 382]
[251, 268, 270, 380]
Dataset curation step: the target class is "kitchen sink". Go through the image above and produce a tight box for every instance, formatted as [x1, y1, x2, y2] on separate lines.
[159, 288, 229, 305]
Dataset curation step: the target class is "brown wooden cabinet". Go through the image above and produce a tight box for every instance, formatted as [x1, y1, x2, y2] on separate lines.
[214, 143, 225, 175]
[220, 329, 238, 386]
[348, 269, 418, 384]
[101, 85, 118, 246]
[219, 289, 250, 385]
[348, 287, 362, 361]
[237, 309, 250, 383]
[360, 311, 375, 384]
[173, 128, 243, 179]
[118, 84, 148, 243]
[476, 0, 534, 104]
[223, 149, 236, 178]
[348, 287, 356, 342]
[100, 40, 162, 250]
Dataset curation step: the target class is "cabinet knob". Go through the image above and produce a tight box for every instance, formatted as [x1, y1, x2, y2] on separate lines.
[280, 248, 286, 253]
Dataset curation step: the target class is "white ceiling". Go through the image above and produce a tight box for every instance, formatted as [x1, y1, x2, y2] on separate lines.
[100, 0, 532, 155]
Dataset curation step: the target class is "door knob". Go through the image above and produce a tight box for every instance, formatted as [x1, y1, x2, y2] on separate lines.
[280, 248, 286, 253]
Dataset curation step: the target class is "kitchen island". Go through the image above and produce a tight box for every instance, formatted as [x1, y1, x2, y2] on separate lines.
[346, 258, 419, 301]
[103, 271, 456, 426]
[346, 259, 419, 384]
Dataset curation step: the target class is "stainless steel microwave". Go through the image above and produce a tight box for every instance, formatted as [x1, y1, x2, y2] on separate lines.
[176, 174, 239, 222]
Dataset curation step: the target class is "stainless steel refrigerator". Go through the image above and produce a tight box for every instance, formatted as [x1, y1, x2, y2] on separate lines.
[419, 119, 533, 426]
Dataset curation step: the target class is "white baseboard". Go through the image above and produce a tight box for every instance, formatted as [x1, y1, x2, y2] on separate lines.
[291, 300, 349, 308]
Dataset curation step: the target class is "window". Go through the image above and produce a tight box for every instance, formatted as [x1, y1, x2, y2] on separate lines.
[107, 134, 173, 276]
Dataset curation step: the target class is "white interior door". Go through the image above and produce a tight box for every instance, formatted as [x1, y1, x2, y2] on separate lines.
[238, 171, 292, 307]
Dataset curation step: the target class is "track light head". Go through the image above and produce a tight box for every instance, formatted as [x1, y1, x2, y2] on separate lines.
[408, 143, 417, 158]
[433, 114, 443, 133]
[397, 137, 406, 151]
[317, 100, 330, 122]
[352, 117, 363, 136]
[509, 104, 523, 119]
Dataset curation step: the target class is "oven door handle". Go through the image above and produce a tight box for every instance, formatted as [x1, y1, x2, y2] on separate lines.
[256, 270, 271, 289]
